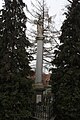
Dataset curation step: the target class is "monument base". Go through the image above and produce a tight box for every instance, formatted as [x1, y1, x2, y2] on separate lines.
[33, 82, 45, 103]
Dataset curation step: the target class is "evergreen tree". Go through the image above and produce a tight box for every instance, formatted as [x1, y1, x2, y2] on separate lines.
[51, 0, 80, 120]
[0, 0, 33, 119]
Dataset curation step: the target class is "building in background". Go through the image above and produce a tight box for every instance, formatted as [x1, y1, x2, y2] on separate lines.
[29, 70, 51, 86]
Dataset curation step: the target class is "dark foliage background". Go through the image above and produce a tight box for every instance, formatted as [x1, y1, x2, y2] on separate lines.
[51, 0, 80, 120]
[0, 0, 34, 119]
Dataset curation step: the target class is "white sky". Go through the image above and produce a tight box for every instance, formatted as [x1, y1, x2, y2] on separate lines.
[22, 0, 69, 72]
[23, 0, 69, 30]
[0, 0, 69, 29]
[0, 1, 3, 8]
[0, 0, 69, 72]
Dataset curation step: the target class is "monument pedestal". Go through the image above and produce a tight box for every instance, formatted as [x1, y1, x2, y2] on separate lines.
[33, 83, 45, 103]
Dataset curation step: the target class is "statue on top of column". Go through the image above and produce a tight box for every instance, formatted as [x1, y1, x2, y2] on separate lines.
[37, 15, 43, 37]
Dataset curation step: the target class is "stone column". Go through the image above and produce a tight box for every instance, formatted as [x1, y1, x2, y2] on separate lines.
[35, 36, 44, 88]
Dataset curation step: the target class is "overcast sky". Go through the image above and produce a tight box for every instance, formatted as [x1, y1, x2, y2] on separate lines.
[0, 0, 69, 29]
[0, 0, 69, 72]
[23, 0, 69, 30]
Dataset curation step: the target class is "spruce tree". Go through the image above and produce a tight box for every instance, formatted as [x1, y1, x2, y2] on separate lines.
[51, 0, 80, 120]
[0, 0, 33, 119]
